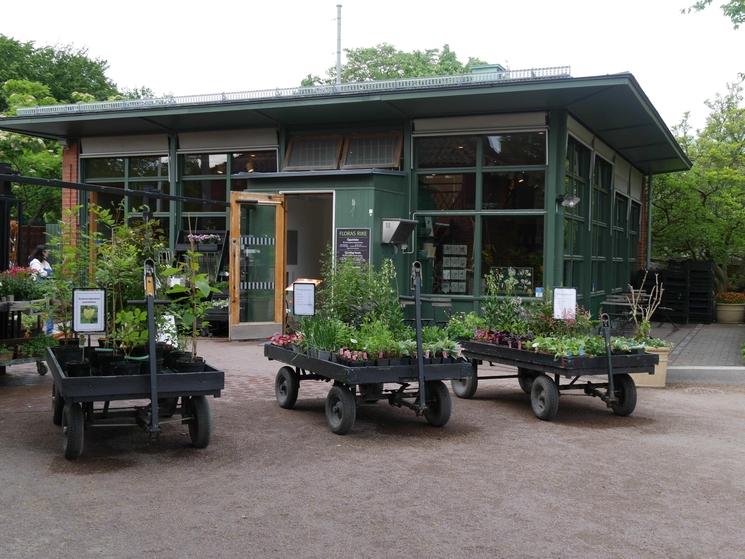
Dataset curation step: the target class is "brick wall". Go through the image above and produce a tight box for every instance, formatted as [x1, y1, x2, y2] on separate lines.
[61, 142, 79, 243]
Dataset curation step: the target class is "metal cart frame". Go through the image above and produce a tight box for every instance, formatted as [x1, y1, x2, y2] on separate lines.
[454, 340, 659, 421]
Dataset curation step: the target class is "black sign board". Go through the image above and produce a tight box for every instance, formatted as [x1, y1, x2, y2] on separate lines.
[335, 228, 370, 263]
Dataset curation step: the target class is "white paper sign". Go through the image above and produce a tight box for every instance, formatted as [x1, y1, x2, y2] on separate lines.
[73, 289, 106, 333]
[553, 288, 577, 320]
[293, 282, 316, 316]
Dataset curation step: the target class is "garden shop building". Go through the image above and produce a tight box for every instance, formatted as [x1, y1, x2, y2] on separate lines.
[0, 65, 690, 339]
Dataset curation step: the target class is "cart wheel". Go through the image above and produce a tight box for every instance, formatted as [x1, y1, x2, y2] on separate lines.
[37, 361, 48, 376]
[62, 403, 84, 460]
[424, 380, 452, 427]
[530, 375, 559, 421]
[52, 384, 64, 426]
[325, 385, 356, 435]
[610, 374, 637, 416]
[517, 368, 538, 394]
[451, 375, 478, 399]
[186, 396, 212, 449]
[275, 366, 300, 409]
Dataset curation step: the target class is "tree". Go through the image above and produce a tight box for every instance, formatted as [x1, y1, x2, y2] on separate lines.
[0, 35, 119, 111]
[0, 79, 62, 222]
[652, 81, 745, 290]
[301, 43, 488, 86]
[685, 0, 745, 29]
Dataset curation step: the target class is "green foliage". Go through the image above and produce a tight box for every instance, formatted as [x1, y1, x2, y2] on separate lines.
[481, 269, 528, 334]
[652, 82, 745, 290]
[317, 255, 406, 334]
[301, 43, 488, 86]
[112, 308, 149, 357]
[685, 0, 745, 28]
[298, 315, 351, 352]
[356, 319, 399, 357]
[0, 34, 117, 110]
[446, 312, 486, 340]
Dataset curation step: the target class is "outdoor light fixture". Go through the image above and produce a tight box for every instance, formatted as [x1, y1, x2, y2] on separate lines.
[556, 193, 581, 209]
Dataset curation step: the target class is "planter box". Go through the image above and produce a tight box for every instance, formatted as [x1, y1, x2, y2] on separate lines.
[716, 303, 745, 324]
[631, 347, 670, 388]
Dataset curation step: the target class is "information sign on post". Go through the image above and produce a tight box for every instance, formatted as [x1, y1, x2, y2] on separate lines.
[553, 288, 577, 320]
[72, 288, 106, 333]
[293, 282, 316, 316]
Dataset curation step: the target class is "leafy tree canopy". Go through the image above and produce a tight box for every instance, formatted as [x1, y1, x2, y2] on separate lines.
[685, 0, 745, 29]
[0, 34, 118, 111]
[652, 80, 745, 289]
[301, 43, 488, 86]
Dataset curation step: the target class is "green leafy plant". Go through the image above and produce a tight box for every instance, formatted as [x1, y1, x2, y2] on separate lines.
[112, 308, 149, 358]
[298, 315, 352, 352]
[482, 270, 528, 334]
[446, 312, 486, 340]
[357, 319, 398, 358]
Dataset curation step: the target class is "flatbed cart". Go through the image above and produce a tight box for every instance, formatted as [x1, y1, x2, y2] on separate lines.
[265, 261, 473, 434]
[46, 261, 225, 460]
[264, 343, 471, 434]
[453, 340, 659, 421]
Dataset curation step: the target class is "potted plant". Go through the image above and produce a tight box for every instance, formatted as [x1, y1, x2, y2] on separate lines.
[111, 308, 149, 375]
[715, 291, 745, 323]
[631, 337, 673, 388]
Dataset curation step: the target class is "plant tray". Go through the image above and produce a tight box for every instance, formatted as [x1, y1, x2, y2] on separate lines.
[264, 343, 472, 385]
[460, 340, 658, 378]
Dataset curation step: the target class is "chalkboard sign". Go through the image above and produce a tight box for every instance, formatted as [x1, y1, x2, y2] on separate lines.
[335, 228, 370, 263]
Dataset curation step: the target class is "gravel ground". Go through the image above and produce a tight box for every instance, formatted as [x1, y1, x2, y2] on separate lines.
[1, 345, 744, 559]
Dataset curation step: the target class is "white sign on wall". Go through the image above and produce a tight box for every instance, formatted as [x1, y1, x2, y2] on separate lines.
[293, 282, 316, 316]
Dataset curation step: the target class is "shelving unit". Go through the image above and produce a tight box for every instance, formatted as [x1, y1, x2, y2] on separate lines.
[658, 260, 715, 324]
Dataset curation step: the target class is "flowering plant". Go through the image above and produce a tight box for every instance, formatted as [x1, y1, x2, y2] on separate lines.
[186, 233, 221, 244]
[0, 266, 45, 300]
[269, 332, 303, 347]
[715, 291, 745, 304]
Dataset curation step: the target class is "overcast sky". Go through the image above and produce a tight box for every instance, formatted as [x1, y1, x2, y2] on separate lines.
[2, 0, 743, 132]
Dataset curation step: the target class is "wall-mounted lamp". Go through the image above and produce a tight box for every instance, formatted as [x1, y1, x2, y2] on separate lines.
[556, 193, 581, 209]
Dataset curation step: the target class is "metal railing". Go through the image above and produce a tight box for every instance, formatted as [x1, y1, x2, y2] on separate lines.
[16, 66, 571, 117]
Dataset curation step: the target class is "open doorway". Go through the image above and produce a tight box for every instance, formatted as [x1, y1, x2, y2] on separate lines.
[285, 193, 333, 284]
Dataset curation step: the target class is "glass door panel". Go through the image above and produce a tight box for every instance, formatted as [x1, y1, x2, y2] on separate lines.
[239, 203, 276, 322]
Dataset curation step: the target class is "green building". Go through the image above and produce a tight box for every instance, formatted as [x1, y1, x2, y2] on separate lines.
[0, 66, 690, 339]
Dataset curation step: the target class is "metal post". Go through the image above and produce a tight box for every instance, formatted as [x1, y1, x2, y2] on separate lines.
[336, 4, 342, 85]
[412, 261, 427, 412]
[601, 313, 616, 404]
[144, 258, 160, 433]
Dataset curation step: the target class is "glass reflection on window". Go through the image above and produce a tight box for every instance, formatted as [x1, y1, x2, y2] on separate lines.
[417, 173, 476, 210]
[417, 216, 474, 295]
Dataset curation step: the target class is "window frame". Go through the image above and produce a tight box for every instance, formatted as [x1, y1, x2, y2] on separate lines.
[340, 131, 403, 169]
[282, 134, 344, 171]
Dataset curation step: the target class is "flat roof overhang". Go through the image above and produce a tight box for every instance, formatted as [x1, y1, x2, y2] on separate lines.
[0, 73, 690, 174]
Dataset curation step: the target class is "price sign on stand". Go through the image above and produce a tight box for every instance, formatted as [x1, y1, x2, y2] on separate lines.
[293, 282, 316, 316]
[72, 288, 106, 333]
[553, 288, 577, 320]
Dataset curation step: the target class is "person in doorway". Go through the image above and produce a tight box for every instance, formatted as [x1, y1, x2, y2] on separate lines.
[28, 245, 54, 334]
[29, 245, 53, 278]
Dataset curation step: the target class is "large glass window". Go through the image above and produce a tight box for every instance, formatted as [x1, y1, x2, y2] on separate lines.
[416, 216, 475, 295]
[591, 157, 612, 294]
[85, 158, 124, 178]
[415, 136, 478, 168]
[284, 135, 343, 170]
[483, 132, 546, 166]
[563, 138, 590, 289]
[183, 153, 228, 175]
[129, 181, 170, 213]
[130, 156, 169, 178]
[482, 216, 544, 295]
[483, 171, 544, 209]
[183, 179, 226, 212]
[231, 151, 278, 175]
[341, 133, 402, 168]
[417, 173, 476, 210]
